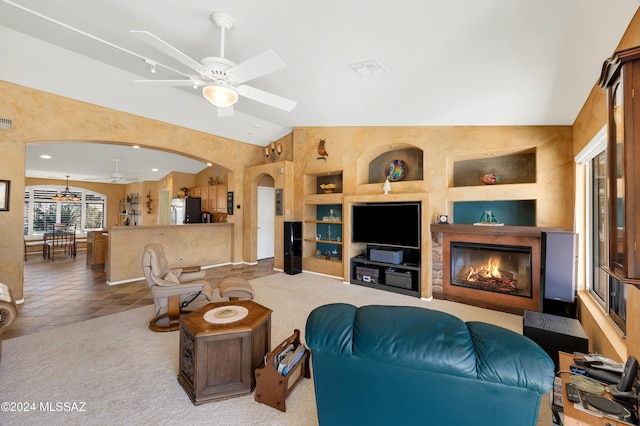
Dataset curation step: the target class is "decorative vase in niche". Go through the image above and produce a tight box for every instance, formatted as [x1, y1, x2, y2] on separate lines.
[480, 173, 501, 185]
[383, 178, 391, 194]
[315, 250, 322, 258]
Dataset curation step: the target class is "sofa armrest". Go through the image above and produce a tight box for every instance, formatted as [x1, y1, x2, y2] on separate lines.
[306, 303, 357, 356]
[0, 283, 17, 332]
[467, 321, 555, 393]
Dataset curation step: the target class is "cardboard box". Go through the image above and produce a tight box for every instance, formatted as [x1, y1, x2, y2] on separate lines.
[370, 249, 403, 265]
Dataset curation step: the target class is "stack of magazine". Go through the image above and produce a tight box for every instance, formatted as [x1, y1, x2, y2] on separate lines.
[274, 343, 306, 376]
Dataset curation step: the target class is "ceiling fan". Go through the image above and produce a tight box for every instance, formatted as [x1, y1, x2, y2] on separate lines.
[85, 159, 138, 184]
[131, 11, 296, 117]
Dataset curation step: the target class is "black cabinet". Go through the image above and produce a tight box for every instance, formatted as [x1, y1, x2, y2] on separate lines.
[284, 221, 302, 275]
[350, 246, 421, 297]
[523, 310, 588, 372]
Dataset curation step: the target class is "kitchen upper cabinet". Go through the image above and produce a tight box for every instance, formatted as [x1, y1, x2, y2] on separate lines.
[190, 185, 227, 213]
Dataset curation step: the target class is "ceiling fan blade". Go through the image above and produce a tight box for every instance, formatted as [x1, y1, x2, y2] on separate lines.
[217, 106, 235, 117]
[237, 85, 297, 111]
[134, 79, 205, 87]
[131, 30, 209, 76]
[227, 50, 286, 84]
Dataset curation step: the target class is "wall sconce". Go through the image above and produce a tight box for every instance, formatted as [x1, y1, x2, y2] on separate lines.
[265, 142, 282, 162]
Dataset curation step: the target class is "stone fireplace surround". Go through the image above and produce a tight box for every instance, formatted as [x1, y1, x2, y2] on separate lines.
[431, 224, 563, 315]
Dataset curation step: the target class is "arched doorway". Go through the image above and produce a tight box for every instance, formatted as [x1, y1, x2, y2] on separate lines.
[257, 175, 275, 260]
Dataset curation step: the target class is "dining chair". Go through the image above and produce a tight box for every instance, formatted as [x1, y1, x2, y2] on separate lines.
[45, 223, 76, 261]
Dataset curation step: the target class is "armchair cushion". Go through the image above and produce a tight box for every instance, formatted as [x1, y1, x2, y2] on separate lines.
[162, 270, 181, 286]
[174, 268, 206, 283]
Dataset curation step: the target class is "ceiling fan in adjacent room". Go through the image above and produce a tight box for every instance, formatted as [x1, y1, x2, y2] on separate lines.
[84, 159, 138, 184]
[132, 11, 296, 117]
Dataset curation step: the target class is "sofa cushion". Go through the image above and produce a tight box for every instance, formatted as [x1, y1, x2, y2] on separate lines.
[352, 305, 478, 378]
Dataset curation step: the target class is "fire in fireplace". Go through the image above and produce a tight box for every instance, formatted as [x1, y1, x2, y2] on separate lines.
[451, 242, 532, 299]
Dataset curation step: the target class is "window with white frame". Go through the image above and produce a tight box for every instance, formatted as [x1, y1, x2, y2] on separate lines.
[577, 126, 627, 334]
[23, 186, 106, 236]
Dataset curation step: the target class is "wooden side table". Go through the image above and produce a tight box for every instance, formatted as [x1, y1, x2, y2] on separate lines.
[559, 352, 638, 425]
[177, 300, 272, 405]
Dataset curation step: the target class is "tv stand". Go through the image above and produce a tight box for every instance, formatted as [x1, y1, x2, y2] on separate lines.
[350, 246, 421, 297]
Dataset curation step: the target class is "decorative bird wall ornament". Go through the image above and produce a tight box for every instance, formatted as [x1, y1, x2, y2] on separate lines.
[317, 139, 328, 160]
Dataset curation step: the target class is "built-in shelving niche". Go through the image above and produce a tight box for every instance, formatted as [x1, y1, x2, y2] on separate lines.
[453, 200, 536, 226]
[368, 148, 423, 184]
[452, 150, 536, 187]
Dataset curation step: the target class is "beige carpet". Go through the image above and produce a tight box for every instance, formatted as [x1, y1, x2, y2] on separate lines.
[0, 272, 553, 425]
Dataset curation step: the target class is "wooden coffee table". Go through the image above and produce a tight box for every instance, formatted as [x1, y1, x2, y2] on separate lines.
[177, 299, 272, 405]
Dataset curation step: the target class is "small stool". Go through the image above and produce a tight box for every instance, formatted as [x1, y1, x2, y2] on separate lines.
[219, 278, 255, 301]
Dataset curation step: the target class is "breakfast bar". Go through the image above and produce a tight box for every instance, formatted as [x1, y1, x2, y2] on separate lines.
[105, 223, 234, 284]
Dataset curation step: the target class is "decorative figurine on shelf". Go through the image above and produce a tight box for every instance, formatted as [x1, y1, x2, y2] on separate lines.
[325, 251, 331, 260]
[327, 226, 332, 241]
[383, 178, 391, 194]
[315, 250, 322, 258]
[474, 210, 504, 226]
[317, 139, 328, 160]
[208, 177, 214, 185]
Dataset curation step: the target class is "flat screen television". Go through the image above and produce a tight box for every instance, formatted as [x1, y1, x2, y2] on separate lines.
[352, 202, 421, 249]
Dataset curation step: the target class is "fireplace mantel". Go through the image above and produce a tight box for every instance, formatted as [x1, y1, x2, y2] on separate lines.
[431, 224, 563, 238]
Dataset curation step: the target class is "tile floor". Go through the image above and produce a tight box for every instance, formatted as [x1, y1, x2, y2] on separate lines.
[6, 251, 277, 340]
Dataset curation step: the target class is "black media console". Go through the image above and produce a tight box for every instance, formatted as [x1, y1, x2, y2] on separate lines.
[350, 246, 421, 298]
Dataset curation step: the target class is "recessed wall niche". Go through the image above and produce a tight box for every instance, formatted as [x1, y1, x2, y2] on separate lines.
[368, 148, 424, 184]
[453, 151, 536, 187]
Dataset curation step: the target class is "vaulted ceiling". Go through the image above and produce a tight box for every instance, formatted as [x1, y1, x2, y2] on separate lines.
[1, 0, 638, 180]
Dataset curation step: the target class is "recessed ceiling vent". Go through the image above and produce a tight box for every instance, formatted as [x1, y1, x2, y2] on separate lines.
[347, 59, 387, 77]
[0, 117, 13, 130]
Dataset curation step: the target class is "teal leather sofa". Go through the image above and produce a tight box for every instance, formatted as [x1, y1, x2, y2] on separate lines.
[305, 303, 554, 426]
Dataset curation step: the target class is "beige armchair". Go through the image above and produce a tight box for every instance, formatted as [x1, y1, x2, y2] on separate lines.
[142, 243, 214, 332]
[0, 283, 17, 364]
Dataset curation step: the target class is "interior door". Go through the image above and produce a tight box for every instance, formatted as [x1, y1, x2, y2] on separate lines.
[257, 186, 275, 260]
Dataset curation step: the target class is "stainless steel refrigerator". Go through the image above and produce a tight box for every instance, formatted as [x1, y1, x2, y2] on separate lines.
[170, 198, 202, 224]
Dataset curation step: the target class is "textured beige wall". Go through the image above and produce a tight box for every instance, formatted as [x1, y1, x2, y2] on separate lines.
[107, 223, 233, 283]
[0, 80, 264, 300]
[293, 126, 574, 227]
[292, 126, 574, 298]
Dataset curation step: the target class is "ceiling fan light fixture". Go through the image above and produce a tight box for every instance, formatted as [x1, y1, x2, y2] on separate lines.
[202, 85, 238, 107]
